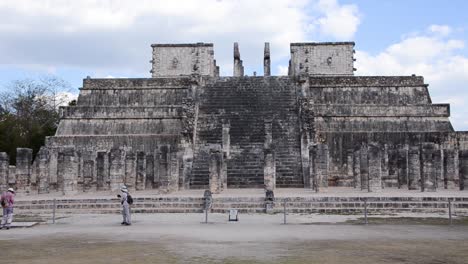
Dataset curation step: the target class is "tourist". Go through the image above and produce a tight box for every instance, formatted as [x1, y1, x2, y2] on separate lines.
[1, 188, 15, 230]
[117, 186, 131, 226]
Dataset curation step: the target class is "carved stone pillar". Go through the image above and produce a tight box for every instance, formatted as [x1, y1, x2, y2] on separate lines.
[36, 148, 50, 194]
[209, 148, 223, 194]
[459, 150, 468, 191]
[0, 152, 9, 190]
[421, 143, 437, 192]
[359, 143, 368, 190]
[136, 152, 146, 191]
[353, 148, 361, 188]
[109, 148, 125, 192]
[57, 148, 78, 195]
[408, 146, 421, 190]
[311, 144, 329, 192]
[264, 42, 271, 76]
[444, 149, 459, 189]
[233, 42, 244, 77]
[300, 99, 314, 188]
[96, 151, 109, 191]
[124, 151, 136, 192]
[367, 143, 382, 192]
[16, 148, 32, 192]
[264, 149, 276, 191]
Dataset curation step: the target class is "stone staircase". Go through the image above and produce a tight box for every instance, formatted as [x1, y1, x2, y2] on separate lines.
[13, 196, 468, 216]
[191, 76, 302, 189]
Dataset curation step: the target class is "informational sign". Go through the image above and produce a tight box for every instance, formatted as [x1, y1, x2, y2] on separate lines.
[229, 209, 238, 221]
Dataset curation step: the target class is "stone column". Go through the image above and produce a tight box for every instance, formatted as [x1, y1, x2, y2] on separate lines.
[434, 148, 444, 189]
[353, 148, 361, 188]
[109, 148, 125, 192]
[48, 150, 58, 190]
[311, 144, 329, 192]
[36, 148, 50, 194]
[459, 150, 468, 191]
[209, 148, 223, 194]
[222, 123, 230, 190]
[264, 42, 271, 76]
[359, 143, 369, 190]
[8, 166, 16, 187]
[136, 152, 146, 190]
[96, 151, 109, 191]
[421, 143, 437, 192]
[124, 151, 136, 192]
[397, 145, 409, 189]
[264, 149, 276, 191]
[82, 158, 95, 192]
[408, 146, 421, 190]
[57, 148, 78, 195]
[16, 148, 32, 193]
[233, 42, 244, 77]
[146, 153, 155, 189]
[0, 152, 9, 190]
[168, 149, 180, 193]
[160, 147, 180, 193]
[182, 140, 194, 190]
[444, 149, 459, 189]
[381, 144, 389, 189]
[346, 150, 354, 187]
[367, 143, 382, 192]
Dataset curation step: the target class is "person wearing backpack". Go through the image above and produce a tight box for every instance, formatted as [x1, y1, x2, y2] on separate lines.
[117, 186, 132, 226]
[1, 188, 15, 230]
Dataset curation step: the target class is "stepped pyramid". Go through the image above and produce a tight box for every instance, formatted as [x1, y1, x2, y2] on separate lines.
[1, 41, 468, 195]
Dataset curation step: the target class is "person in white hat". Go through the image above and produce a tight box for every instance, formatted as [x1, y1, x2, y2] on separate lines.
[117, 186, 131, 225]
[1, 188, 15, 230]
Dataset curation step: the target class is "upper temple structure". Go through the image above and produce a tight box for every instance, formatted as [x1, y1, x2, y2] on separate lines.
[1, 41, 468, 195]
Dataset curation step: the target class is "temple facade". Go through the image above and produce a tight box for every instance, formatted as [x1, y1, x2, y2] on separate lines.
[1, 41, 468, 195]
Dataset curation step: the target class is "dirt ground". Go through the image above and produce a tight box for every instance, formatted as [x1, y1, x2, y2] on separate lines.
[1, 213, 467, 264]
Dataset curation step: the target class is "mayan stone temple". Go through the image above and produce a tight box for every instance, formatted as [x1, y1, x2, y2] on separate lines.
[1, 41, 468, 196]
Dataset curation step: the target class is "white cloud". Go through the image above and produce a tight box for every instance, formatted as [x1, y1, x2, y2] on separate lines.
[315, 0, 361, 40]
[0, 0, 361, 76]
[429, 24, 452, 37]
[355, 25, 468, 131]
[277, 65, 289, 76]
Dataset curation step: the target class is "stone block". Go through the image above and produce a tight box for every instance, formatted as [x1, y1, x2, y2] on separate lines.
[124, 151, 136, 191]
[444, 149, 459, 189]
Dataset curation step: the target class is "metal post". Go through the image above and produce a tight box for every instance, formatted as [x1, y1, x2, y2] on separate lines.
[364, 198, 368, 225]
[205, 209, 208, 224]
[448, 199, 452, 225]
[52, 198, 56, 224]
[283, 199, 287, 224]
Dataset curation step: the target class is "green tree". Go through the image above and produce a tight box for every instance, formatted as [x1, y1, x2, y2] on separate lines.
[0, 76, 74, 164]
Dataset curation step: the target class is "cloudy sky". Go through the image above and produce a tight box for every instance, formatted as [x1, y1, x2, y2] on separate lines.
[1, 0, 467, 129]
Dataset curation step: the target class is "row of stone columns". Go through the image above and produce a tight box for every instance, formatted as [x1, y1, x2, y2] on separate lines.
[0, 146, 182, 195]
[348, 142, 468, 192]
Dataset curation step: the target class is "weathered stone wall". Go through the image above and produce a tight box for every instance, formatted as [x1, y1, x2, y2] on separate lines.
[290, 42, 355, 76]
[151, 43, 217, 77]
[6, 42, 467, 195]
